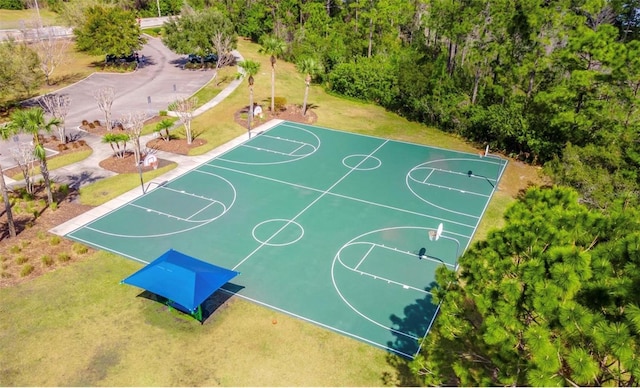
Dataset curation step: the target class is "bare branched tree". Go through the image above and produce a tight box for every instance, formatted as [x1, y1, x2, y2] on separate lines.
[121, 111, 148, 166]
[10, 142, 37, 195]
[172, 97, 198, 144]
[39, 94, 71, 144]
[93, 86, 116, 131]
[211, 32, 236, 74]
[32, 32, 69, 86]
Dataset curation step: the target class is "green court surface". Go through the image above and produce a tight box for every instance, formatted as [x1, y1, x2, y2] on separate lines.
[66, 121, 507, 358]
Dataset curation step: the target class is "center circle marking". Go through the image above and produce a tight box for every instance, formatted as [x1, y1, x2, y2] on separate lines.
[252, 219, 305, 246]
[342, 154, 382, 171]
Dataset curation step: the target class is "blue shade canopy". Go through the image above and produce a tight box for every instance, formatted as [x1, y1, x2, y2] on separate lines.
[122, 249, 239, 312]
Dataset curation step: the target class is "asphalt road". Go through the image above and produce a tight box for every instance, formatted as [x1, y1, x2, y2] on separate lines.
[1, 33, 216, 169]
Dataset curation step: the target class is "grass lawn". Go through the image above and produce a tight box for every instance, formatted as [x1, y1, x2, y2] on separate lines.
[0, 37, 543, 386]
[0, 8, 58, 29]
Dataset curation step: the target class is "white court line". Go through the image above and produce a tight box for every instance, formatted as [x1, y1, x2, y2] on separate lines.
[159, 186, 218, 202]
[420, 181, 490, 198]
[422, 169, 435, 184]
[261, 134, 310, 146]
[128, 203, 191, 220]
[353, 244, 375, 271]
[187, 201, 224, 220]
[353, 269, 432, 294]
[289, 143, 306, 156]
[241, 144, 298, 156]
[232, 140, 390, 270]
[204, 163, 478, 233]
[417, 165, 499, 182]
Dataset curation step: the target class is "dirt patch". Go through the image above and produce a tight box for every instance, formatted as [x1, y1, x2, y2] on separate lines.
[234, 104, 318, 128]
[146, 138, 207, 155]
[0, 187, 95, 288]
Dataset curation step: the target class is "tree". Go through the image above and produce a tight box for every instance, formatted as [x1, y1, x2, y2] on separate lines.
[0, 38, 43, 103]
[93, 87, 116, 132]
[38, 94, 71, 144]
[9, 142, 38, 195]
[162, 8, 236, 62]
[7, 108, 61, 206]
[411, 186, 640, 386]
[154, 118, 174, 142]
[170, 97, 198, 144]
[121, 111, 147, 166]
[259, 35, 286, 114]
[237, 60, 261, 136]
[74, 5, 145, 57]
[0, 124, 17, 238]
[296, 57, 320, 116]
[102, 133, 130, 158]
[32, 30, 70, 86]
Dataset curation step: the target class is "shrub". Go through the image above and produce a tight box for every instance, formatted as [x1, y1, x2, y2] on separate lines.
[93, 120, 101, 127]
[77, 140, 87, 146]
[159, 110, 168, 116]
[72, 243, 89, 255]
[37, 230, 47, 240]
[57, 144, 68, 151]
[1, 272, 12, 278]
[15, 255, 28, 265]
[0, 0, 25, 9]
[41, 255, 54, 267]
[274, 97, 287, 112]
[1, 262, 7, 270]
[50, 235, 62, 246]
[51, 202, 58, 211]
[57, 253, 71, 262]
[82, 119, 89, 126]
[9, 245, 21, 254]
[58, 184, 70, 195]
[0, 255, 6, 262]
[20, 264, 34, 277]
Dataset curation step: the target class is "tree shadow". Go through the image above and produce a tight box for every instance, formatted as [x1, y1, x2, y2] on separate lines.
[383, 281, 440, 385]
[63, 169, 112, 190]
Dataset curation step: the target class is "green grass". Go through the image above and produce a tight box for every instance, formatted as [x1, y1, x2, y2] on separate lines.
[79, 163, 177, 206]
[0, 9, 59, 29]
[11, 150, 92, 180]
[142, 27, 163, 38]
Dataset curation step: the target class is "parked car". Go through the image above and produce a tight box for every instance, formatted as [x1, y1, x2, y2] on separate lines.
[187, 53, 218, 64]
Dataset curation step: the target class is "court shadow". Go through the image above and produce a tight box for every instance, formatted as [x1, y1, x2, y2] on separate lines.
[137, 282, 244, 324]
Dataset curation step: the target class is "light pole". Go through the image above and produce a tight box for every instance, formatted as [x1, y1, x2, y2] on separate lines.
[156, 0, 161, 18]
[247, 75, 254, 139]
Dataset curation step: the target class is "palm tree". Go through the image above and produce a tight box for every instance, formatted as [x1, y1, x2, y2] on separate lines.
[0, 124, 17, 238]
[296, 58, 321, 116]
[8, 108, 61, 206]
[238, 60, 261, 137]
[259, 36, 286, 114]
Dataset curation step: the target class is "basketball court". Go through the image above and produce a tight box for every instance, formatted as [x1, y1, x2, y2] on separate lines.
[64, 121, 507, 358]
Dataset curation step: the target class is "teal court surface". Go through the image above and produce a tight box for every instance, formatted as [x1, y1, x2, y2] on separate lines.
[65, 121, 507, 358]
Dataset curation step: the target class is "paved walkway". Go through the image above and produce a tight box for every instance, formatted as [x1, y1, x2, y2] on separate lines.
[2, 33, 247, 189]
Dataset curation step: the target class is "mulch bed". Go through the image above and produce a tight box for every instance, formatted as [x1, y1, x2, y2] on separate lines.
[234, 104, 318, 128]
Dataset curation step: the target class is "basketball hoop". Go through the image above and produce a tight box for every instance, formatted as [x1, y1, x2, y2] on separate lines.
[428, 230, 437, 241]
[429, 223, 444, 241]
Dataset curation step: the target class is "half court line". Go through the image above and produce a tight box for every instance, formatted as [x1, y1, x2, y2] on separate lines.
[232, 140, 390, 270]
